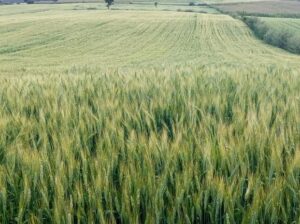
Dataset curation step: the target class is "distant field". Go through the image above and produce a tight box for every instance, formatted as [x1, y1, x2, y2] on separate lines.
[0, 0, 271, 5]
[57, 0, 271, 4]
[113, 4, 219, 13]
[260, 17, 300, 53]
[214, 1, 300, 16]
[0, 4, 299, 75]
[203, 0, 273, 3]
[261, 17, 300, 34]
[0, 2, 212, 14]
[242, 16, 300, 54]
[73, 3, 220, 13]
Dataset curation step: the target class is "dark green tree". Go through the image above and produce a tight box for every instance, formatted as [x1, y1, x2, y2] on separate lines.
[105, 0, 114, 9]
[24, 0, 34, 4]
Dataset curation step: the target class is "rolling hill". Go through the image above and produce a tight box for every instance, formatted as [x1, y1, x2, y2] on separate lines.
[0, 4, 299, 75]
[0, 4, 299, 223]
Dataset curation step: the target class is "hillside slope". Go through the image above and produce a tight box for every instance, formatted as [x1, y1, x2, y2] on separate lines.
[0, 5, 300, 224]
[0, 5, 299, 75]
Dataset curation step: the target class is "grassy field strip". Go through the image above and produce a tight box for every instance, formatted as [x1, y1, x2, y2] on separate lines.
[243, 17, 300, 54]
[112, 4, 220, 13]
[260, 17, 300, 34]
[214, 1, 300, 16]
[58, 0, 269, 3]
[194, 15, 299, 64]
[0, 3, 219, 15]
[204, 0, 273, 3]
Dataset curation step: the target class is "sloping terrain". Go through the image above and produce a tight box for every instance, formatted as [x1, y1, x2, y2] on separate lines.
[261, 17, 300, 34]
[0, 4, 300, 223]
[0, 5, 299, 75]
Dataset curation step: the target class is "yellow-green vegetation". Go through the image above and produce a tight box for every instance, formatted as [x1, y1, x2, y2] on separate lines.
[260, 18, 300, 54]
[0, 4, 300, 223]
[56, 0, 264, 4]
[1, 66, 300, 223]
[0, 6, 299, 75]
[242, 16, 300, 54]
[214, 1, 300, 17]
[261, 17, 300, 35]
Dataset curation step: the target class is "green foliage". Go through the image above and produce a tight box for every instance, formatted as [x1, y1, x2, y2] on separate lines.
[0, 7, 298, 76]
[24, 0, 34, 3]
[0, 66, 299, 223]
[0, 5, 299, 223]
[104, 0, 113, 9]
[242, 16, 300, 54]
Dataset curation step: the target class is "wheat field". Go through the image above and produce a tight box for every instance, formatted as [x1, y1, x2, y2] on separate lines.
[0, 7, 299, 74]
[0, 4, 300, 223]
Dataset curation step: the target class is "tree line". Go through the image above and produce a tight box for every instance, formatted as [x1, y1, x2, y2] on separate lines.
[243, 17, 300, 54]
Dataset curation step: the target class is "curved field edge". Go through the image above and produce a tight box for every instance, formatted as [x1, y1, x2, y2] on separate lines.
[213, 1, 300, 17]
[242, 16, 300, 54]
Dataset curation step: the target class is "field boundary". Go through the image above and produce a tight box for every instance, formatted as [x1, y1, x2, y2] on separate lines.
[208, 2, 300, 55]
[241, 16, 300, 54]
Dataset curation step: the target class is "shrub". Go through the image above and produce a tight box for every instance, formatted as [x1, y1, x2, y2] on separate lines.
[24, 0, 34, 3]
[243, 16, 300, 54]
[287, 35, 300, 53]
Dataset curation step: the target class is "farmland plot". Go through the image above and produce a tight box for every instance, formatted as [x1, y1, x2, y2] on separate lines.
[0, 7, 299, 75]
[214, 0, 300, 16]
[0, 4, 300, 224]
[242, 16, 300, 54]
[260, 17, 300, 35]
